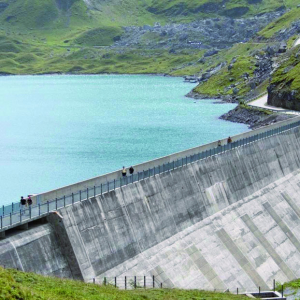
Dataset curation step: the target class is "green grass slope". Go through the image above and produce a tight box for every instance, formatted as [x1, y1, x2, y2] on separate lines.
[0, 0, 298, 76]
[147, 0, 299, 20]
[0, 267, 248, 300]
[270, 45, 300, 96]
[258, 7, 300, 39]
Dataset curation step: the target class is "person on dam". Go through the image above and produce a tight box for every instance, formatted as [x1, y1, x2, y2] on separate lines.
[129, 166, 134, 175]
[122, 166, 127, 177]
[20, 196, 26, 214]
[27, 195, 33, 207]
[227, 136, 232, 144]
[218, 140, 222, 147]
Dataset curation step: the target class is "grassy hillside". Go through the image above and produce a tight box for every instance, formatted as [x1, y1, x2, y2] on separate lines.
[270, 45, 300, 95]
[0, 0, 298, 78]
[258, 7, 300, 39]
[147, 0, 299, 20]
[0, 267, 248, 300]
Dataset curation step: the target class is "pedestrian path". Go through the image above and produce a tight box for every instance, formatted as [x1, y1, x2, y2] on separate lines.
[247, 36, 300, 115]
[249, 94, 300, 115]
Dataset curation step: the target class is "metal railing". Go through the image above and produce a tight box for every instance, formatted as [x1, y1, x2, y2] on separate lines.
[91, 276, 284, 298]
[1, 119, 300, 231]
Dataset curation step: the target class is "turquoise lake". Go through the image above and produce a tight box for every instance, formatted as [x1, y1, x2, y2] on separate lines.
[0, 75, 248, 206]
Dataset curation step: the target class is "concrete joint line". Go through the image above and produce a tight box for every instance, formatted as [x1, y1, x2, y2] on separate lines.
[216, 228, 269, 290]
[263, 202, 300, 254]
[240, 214, 295, 281]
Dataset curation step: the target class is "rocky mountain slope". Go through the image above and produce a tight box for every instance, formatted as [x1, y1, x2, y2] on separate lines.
[0, 0, 300, 116]
[190, 6, 300, 102]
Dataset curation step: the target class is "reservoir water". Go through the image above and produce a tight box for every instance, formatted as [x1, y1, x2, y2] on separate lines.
[0, 75, 247, 206]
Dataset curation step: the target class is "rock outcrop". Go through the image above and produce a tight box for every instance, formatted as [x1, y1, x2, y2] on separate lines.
[268, 85, 300, 110]
[220, 105, 293, 129]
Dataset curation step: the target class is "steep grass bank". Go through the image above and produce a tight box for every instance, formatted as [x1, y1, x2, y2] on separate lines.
[0, 267, 247, 300]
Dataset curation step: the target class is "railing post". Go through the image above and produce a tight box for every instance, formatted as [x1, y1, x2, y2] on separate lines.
[161, 283, 162, 289]
[2, 205, 4, 216]
[107, 182, 109, 192]
[134, 276, 136, 289]
[282, 285, 283, 298]
[80, 190, 82, 201]
[273, 279, 275, 292]
[87, 188, 89, 200]
[0, 216, 2, 229]
[101, 184, 102, 195]
[93, 278, 95, 284]
[237, 288, 238, 295]
[10, 213, 12, 225]
[104, 277, 106, 286]
[144, 276, 146, 289]
[125, 276, 127, 290]
[64, 195, 66, 206]
[186, 156, 188, 165]
[153, 275, 155, 288]
[115, 277, 117, 288]
[20, 210, 21, 222]
[94, 186, 96, 197]
[47, 201, 49, 213]
[12, 203, 14, 213]
[72, 193, 74, 204]
[56, 198, 58, 210]
[38, 204, 40, 216]
[29, 206, 31, 219]
[148, 168, 150, 177]
[114, 179, 116, 190]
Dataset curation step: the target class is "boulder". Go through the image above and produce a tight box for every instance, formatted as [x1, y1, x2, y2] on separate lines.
[204, 49, 219, 57]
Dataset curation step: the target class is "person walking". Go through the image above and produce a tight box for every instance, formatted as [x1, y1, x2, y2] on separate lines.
[20, 196, 26, 215]
[122, 166, 127, 177]
[129, 166, 134, 175]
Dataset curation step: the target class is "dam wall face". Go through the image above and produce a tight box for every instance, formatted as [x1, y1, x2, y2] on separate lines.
[1, 126, 300, 290]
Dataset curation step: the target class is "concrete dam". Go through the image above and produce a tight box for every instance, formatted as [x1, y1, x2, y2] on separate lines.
[2, 117, 300, 291]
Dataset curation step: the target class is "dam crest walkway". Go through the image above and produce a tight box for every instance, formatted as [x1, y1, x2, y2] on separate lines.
[1, 115, 300, 235]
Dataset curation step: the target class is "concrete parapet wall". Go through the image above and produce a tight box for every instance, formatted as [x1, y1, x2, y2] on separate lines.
[2, 126, 300, 290]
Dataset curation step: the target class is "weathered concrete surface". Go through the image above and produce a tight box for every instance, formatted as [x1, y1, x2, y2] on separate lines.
[2, 126, 300, 291]
[98, 170, 300, 290]
[0, 223, 75, 278]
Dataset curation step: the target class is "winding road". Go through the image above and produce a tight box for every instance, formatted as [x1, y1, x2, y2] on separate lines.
[248, 37, 300, 115]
